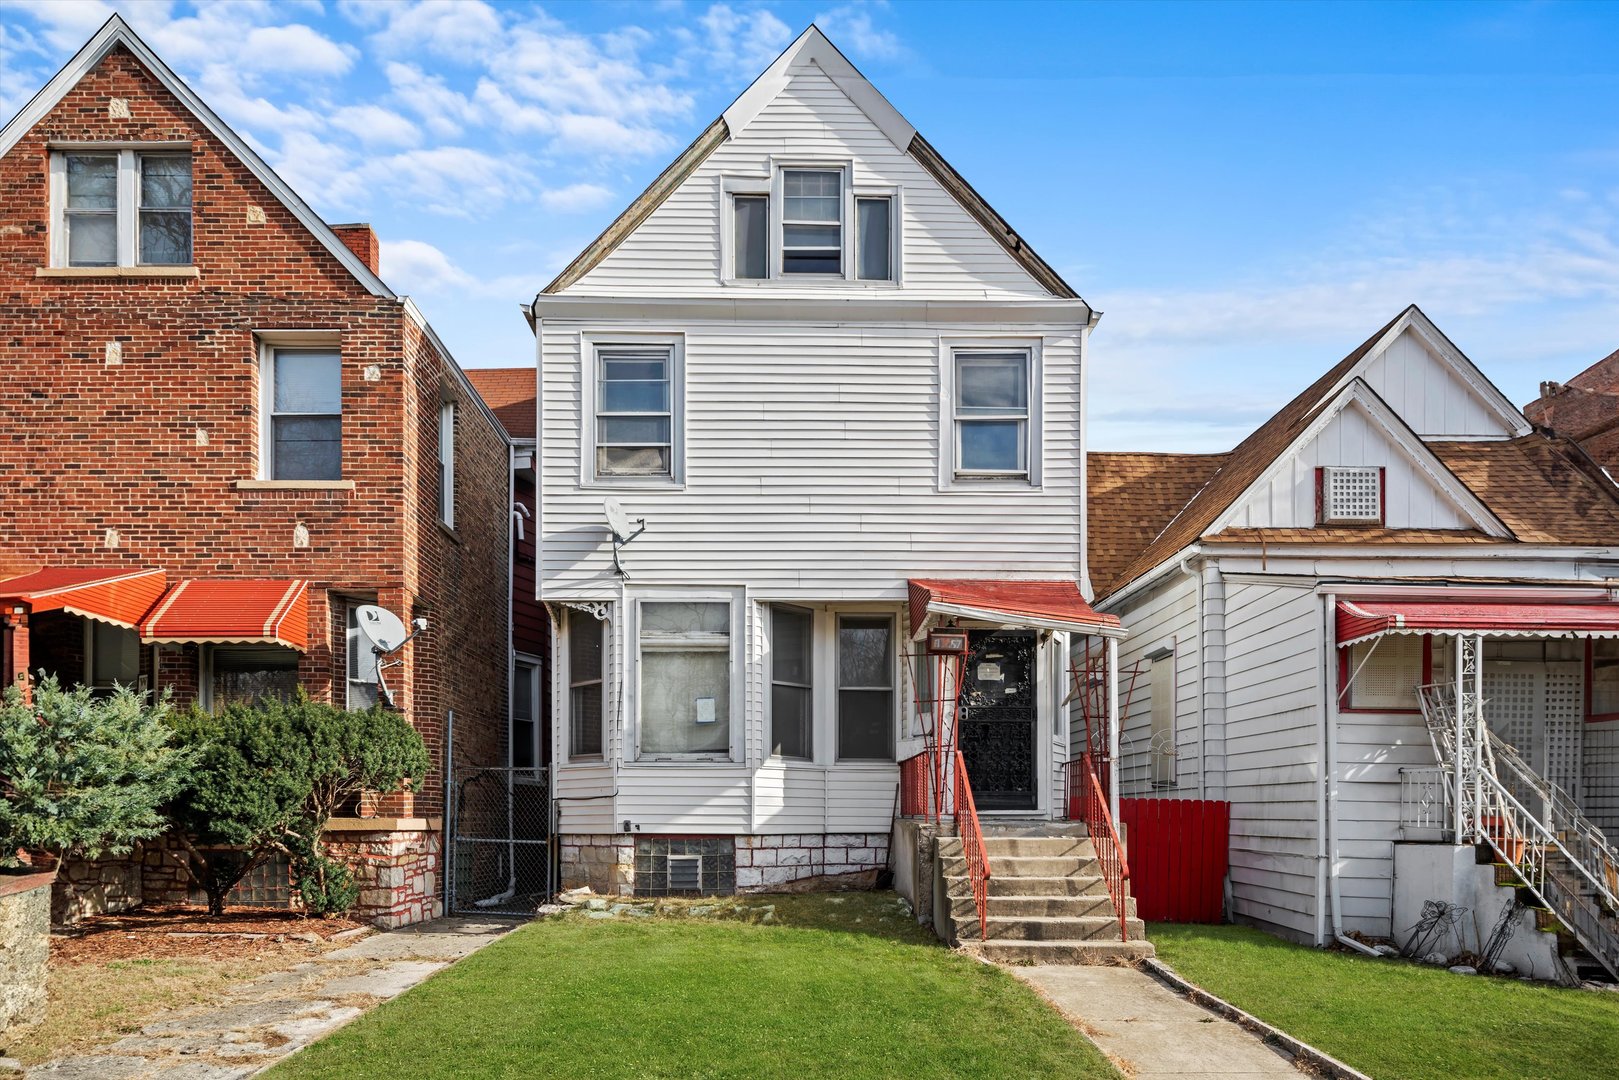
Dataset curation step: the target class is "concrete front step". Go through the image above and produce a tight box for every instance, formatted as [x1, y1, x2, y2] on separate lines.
[960, 914, 1148, 942]
[975, 939, 1156, 964]
[940, 854, 1099, 879]
[950, 892, 1135, 920]
[938, 836, 1097, 858]
[950, 873, 1110, 898]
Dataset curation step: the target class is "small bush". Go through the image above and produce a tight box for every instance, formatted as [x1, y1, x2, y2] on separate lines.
[289, 833, 360, 916]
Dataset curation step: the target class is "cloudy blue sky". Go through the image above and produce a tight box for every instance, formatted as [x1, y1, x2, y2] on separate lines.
[4, 1, 1619, 451]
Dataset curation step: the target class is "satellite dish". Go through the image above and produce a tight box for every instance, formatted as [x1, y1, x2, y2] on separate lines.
[604, 497, 633, 542]
[354, 604, 409, 655]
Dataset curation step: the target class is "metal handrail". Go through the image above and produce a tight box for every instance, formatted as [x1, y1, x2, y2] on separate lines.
[951, 751, 991, 939]
[1067, 751, 1131, 941]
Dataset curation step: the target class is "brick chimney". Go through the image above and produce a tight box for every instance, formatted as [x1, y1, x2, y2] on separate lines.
[331, 223, 380, 275]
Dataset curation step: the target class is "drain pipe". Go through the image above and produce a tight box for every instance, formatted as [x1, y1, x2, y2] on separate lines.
[1322, 588, 1378, 957]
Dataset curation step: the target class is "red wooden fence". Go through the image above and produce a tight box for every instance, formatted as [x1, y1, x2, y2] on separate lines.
[1118, 798, 1230, 923]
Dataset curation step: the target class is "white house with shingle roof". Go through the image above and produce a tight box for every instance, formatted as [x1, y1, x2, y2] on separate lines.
[1090, 305, 1619, 982]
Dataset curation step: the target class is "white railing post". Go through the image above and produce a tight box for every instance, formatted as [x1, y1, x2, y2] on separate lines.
[1107, 635, 1121, 824]
[1471, 633, 1485, 843]
[1453, 634, 1466, 843]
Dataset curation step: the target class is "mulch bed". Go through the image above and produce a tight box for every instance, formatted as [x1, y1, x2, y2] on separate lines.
[51, 905, 371, 966]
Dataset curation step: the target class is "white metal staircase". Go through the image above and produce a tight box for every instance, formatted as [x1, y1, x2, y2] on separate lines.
[1419, 680, 1619, 981]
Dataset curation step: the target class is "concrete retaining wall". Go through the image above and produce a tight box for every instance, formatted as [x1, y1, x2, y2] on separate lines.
[1, 871, 54, 1041]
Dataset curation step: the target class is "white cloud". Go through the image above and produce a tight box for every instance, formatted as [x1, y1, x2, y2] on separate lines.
[696, 3, 793, 77]
[379, 237, 543, 300]
[386, 61, 482, 137]
[814, 4, 907, 61]
[539, 182, 615, 213]
[348, 0, 507, 63]
[329, 103, 422, 148]
[241, 24, 357, 76]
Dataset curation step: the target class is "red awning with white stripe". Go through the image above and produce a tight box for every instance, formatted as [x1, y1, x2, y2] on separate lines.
[909, 579, 1123, 638]
[140, 580, 310, 650]
[1336, 598, 1619, 647]
[0, 567, 167, 630]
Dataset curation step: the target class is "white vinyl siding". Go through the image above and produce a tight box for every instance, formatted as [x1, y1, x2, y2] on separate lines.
[1356, 326, 1518, 438]
[1104, 574, 1202, 798]
[566, 64, 1050, 299]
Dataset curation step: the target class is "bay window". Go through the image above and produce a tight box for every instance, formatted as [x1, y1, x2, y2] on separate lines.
[638, 600, 731, 758]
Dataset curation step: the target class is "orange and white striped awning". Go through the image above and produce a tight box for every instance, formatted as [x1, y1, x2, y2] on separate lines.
[0, 567, 167, 630]
[140, 579, 310, 650]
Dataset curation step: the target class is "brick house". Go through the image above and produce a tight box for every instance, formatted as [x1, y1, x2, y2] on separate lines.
[0, 16, 512, 928]
[1526, 346, 1619, 469]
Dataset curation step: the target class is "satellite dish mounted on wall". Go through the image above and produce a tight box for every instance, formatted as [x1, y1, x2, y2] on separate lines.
[603, 497, 647, 579]
[354, 603, 429, 709]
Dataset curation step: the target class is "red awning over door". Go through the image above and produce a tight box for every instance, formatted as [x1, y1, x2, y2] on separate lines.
[1336, 598, 1619, 647]
[140, 580, 310, 650]
[0, 567, 167, 629]
[908, 579, 1123, 637]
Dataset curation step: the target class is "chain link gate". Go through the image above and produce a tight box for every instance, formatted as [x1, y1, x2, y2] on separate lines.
[448, 765, 554, 915]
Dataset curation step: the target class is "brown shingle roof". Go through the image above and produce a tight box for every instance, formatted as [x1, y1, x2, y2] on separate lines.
[1429, 435, 1619, 544]
[1202, 526, 1500, 545]
[464, 368, 535, 440]
[1097, 307, 1413, 597]
[1088, 452, 1228, 595]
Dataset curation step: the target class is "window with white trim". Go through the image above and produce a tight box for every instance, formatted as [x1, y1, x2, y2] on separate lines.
[953, 349, 1031, 479]
[1149, 655, 1176, 789]
[770, 604, 813, 760]
[594, 344, 675, 480]
[837, 614, 895, 761]
[51, 150, 192, 267]
[638, 601, 731, 758]
[1320, 466, 1382, 524]
[782, 168, 842, 274]
[855, 196, 893, 281]
[732, 193, 768, 280]
[438, 400, 456, 527]
[345, 602, 380, 710]
[568, 613, 604, 759]
[513, 657, 541, 769]
[264, 348, 342, 480]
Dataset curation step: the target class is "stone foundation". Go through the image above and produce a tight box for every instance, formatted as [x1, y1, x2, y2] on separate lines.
[559, 832, 891, 895]
[52, 850, 143, 925]
[323, 819, 443, 929]
[1, 871, 54, 1042]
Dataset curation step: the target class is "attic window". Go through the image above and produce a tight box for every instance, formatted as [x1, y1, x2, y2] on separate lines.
[782, 169, 842, 274]
[1319, 467, 1383, 524]
[51, 150, 193, 267]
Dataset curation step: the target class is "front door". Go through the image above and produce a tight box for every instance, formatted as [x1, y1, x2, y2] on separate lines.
[957, 629, 1038, 811]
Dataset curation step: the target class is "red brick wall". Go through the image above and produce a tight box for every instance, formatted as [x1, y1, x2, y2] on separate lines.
[0, 45, 508, 814]
[1526, 356, 1619, 469]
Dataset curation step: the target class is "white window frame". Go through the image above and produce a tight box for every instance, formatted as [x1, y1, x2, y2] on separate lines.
[835, 612, 899, 763]
[49, 146, 193, 268]
[718, 163, 901, 287]
[565, 610, 605, 761]
[438, 399, 456, 528]
[256, 332, 343, 482]
[581, 333, 684, 488]
[512, 653, 543, 772]
[767, 603, 816, 762]
[1149, 653, 1176, 789]
[344, 600, 380, 710]
[939, 338, 1043, 489]
[630, 590, 743, 763]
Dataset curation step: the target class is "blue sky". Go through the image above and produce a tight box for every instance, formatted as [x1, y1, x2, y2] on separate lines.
[4, 1, 1619, 451]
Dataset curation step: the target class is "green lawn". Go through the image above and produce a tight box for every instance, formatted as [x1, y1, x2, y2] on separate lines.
[1151, 922, 1619, 1080]
[267, 893, 1117, 1080]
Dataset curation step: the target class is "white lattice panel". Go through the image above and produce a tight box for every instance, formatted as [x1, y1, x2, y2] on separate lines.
[1483, 670, 1537, 762]
[1323, 467, 1381, 522]
[1546, 665, 1584, 801]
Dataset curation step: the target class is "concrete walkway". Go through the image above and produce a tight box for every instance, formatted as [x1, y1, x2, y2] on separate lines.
[1012, 966, 1306, 1080]
[26, 916, 520, 1080]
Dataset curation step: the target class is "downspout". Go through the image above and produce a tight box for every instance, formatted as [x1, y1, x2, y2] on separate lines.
[1177, 558, 1203, 799]
[1323, 589, 1377, 956]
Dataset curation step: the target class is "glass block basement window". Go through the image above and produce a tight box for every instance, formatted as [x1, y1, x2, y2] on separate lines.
[634, 837, 736, 896]
[1322, 466, 1381, 522]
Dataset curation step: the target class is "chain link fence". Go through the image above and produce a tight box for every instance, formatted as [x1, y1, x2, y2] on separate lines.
[447, 765, 554, 916]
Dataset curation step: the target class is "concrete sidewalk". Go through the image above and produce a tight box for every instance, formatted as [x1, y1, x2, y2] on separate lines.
[26, 916, 519, 1080]
[1012, 965, 1305, 1080]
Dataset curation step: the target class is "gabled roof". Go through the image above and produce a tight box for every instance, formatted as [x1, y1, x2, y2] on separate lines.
[465, 367, 537, 441]
[1094, 305, 1543, 597]
[0, 15, 393, 299]
[1429, 435, 1619, 545]
[539, 25, 1080, 302]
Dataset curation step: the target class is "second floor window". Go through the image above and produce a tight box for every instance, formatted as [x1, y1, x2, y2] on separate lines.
[954, 349, 1031, 479]
[53, 150, 192, 267]
[266, 348, 342, 481]
[438, 400, 456, 527]
[782, 169, 842, 274]
[595, 344, 675, 480]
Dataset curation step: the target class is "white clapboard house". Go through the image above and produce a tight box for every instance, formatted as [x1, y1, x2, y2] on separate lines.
[524, 27, 1136, 952]
[1091, 305, 1619, 981]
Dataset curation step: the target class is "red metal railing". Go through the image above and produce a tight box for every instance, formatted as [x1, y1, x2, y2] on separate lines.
[952, 750, 991, 939]
[899, 750, 931, 818]
[1067, 750, 1131, 941]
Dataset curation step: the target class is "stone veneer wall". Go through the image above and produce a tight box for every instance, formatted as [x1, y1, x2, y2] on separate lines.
[0, 872, 54, 1041]
[52, 851, 143, 924]
[324, 822, 443, 929]
[560, 832, 891, 895]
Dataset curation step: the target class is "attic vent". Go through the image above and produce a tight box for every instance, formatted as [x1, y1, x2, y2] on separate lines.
[1320, 467, 1383, 524]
